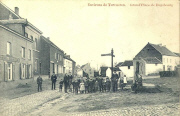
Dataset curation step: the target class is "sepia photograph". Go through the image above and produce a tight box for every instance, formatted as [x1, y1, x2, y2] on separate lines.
[0, 0, 179, 115]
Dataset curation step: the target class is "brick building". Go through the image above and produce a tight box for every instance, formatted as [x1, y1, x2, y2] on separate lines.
[40, 36, 64, 77]
[0, 2, 43, 81]
[0, 24, 33, 82]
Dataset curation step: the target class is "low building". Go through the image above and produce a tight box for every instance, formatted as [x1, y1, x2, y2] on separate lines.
[39, 36, 64, 77]
[133, 42, 179, 77]
[118, 60, 134, 78]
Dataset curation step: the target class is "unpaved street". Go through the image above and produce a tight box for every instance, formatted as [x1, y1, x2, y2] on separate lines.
[1, 89, 179, 116]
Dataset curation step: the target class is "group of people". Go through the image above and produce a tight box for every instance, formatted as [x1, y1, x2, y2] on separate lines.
[36, 72, 128, 94]
[58, 73, 128, 94]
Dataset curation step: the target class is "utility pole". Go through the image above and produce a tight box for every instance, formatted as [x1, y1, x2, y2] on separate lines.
[101, 48, 115, 91]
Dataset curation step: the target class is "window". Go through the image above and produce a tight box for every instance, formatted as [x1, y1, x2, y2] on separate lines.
[35, 59, 38, 72]
[163, 58, 165, 63]
[28, 49, 31, 60]
[128, 66, 130, 69]
[7, 42, 11, 55]
[25, 33, 28, 38]
[35, 38, 37, 50]
[8, 63, 12, 80]
[22, 47, 25, 58]
[30, 36, 33, 41]
[57, 53, 59, 60]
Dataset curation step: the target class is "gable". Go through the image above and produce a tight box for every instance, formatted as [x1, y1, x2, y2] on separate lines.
[135, 43, 162, 61]
[0, 2, 21, 20]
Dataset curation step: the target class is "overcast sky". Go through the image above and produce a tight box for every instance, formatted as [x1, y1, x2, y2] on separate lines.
[2, 0, 179, 69]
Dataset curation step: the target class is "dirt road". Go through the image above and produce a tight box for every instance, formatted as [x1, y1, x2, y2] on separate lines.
[1, 89, 179, 116]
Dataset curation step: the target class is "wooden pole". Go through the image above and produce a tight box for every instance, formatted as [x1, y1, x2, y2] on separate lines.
[111, 48, 113, 91]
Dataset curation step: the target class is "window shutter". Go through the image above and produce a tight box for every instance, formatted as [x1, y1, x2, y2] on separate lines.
[25, 64, 27, 79]
[12, 63, 15, 81]
[19, 63, 21, 79]
[4, 62, 8, 81]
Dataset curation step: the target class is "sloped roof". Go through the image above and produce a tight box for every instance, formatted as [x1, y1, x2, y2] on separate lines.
[81, 63, 88, 69]
[41, 36, 64, 53]
[115, 62, 123, 67]
[120, 60, 133, 66]
[0, 2, 42, 34]
[64, 55, 75, 63]
[149, 43, 177, 56]
[109, 67, 121, 71]
[0, 2, 21, 19]
[142, 57, 162, 64]
[174, 52, 180, 57]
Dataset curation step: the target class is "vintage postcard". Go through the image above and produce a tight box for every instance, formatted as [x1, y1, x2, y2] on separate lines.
[0, 0, 179, 116]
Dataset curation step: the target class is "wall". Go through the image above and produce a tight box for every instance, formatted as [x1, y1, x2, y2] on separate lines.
[64, 58, 72, 75]
[25, 26, 41, 75]
[5, 24, 24, 35]
[77, 69, 83, 77]
[0, 26, 33, 82]
[162, 55, 179, 71]
[50, 46, 64, 76]
[39, 37, 50, 75]
[146, 64, 163, 75]
[120, 66, 134, 77]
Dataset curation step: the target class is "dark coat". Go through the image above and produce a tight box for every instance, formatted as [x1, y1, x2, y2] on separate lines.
[51, 75, 57, 82]
[37, 76, 43, 84]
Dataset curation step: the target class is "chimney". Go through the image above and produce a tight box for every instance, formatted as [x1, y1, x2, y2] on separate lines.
[158, 43, 162, 46]
[47, 37, 50, 40]
[15, 7, 19, 15]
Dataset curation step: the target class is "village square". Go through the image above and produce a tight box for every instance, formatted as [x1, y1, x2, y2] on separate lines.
[0, 1, 180, 116]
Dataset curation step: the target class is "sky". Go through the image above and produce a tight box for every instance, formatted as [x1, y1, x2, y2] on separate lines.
[1, 0, 179, 69]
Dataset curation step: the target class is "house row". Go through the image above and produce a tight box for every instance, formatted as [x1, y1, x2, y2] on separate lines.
[0, 2, 76, 82]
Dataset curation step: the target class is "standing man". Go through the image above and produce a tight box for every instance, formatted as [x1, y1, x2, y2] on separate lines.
[64, 74, 68, 93]
[51, 72, 57, 90]
[37, 74, 43, 92]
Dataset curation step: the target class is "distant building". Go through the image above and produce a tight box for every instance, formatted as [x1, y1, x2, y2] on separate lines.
[99, 66, 121, 77]
[64, 55, 76, 76]
[118, 60, 134, 77]
[99, 67, 108, 77]
[106, 67, 121, 78]
[133, 42, 180, 76]
[78, 63, 94, 78]
[39, 36, 64, 77]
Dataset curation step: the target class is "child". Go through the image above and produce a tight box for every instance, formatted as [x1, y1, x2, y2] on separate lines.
[79, 81, 85, 94]
[59, 79, 63, 92]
